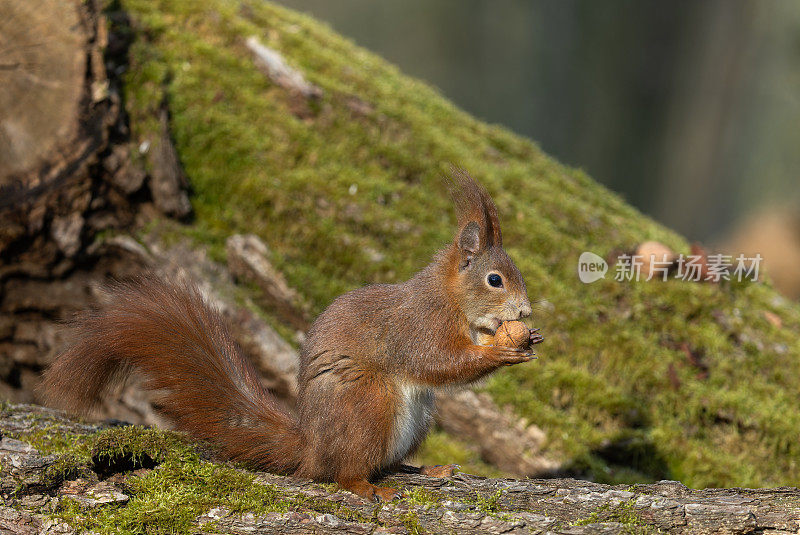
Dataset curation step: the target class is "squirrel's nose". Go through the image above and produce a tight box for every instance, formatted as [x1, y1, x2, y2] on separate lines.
[518, 300, 532, 319]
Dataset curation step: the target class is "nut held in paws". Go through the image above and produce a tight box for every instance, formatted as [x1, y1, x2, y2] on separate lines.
[494, 321, 529, 349]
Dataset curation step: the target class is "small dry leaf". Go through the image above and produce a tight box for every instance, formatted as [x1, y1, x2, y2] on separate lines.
[636, 241, 677, 280]
[763, 310, 783, 328]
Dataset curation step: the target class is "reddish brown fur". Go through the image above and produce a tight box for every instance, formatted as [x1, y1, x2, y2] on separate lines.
[42, 171, 538, 502]
[40, 277, 304, 474]
[449, 167, 503, 248]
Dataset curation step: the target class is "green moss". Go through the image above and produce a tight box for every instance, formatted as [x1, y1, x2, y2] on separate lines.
[91, 426, 190, 466]
[10, 428, 93, 458]
[441, 489, 516, 523]
[95, 461, 286, 533]
[30, 424, 373, 533]
[573, 499, 655, 534]
[400, 510, 424, 535]
[4, 427, 95, 492]
[111, 0, 800, 488]
[41, 454, 90, 489]
[403, 487, 443, 509]
[473, 489, 505, 515]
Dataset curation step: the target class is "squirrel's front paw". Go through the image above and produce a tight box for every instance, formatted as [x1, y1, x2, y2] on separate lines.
[488, 346, 534, 366]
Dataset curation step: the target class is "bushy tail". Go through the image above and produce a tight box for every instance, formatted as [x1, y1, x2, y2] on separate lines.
[40, 275, 304, 475]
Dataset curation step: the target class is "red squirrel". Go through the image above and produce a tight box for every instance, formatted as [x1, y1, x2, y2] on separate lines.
[42, 170, 542, 502]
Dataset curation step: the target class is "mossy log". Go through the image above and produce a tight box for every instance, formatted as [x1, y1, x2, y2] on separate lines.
[1, 404, 799, 535]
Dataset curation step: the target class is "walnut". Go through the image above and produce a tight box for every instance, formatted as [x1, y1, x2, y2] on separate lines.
[494, 321, 529, 349]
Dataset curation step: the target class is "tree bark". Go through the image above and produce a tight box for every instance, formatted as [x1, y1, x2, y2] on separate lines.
[0, 404, 798, 535]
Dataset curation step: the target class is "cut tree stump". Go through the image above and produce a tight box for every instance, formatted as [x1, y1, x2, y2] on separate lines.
[0, 0, 119, 265]
[0, 0, 187, 270]
[0, 0, 90, 182]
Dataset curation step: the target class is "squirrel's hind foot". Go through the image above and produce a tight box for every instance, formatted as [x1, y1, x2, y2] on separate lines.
[419, 464, 460, 478]
[339, 479, 403, 502]
[398, 463, 460, 478]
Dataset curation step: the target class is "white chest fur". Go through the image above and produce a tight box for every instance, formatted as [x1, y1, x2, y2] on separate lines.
[384, 382, 435, 467]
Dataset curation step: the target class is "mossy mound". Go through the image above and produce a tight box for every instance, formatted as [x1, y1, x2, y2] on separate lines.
[117, 0, 800, 487]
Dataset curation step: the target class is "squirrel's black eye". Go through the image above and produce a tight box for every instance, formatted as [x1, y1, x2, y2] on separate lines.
[487, 273, 503, 288]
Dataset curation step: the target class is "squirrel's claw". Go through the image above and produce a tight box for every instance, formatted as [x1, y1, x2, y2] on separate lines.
[373, 486, 403, 502]
[529, 328, 544, 346]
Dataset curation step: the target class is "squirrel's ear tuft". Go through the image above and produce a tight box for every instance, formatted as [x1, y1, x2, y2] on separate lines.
[447, 168, 503, 248]
[458, 221, 481, 268]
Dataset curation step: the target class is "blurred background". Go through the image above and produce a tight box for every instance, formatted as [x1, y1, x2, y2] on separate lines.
[280, 0, 800, 295]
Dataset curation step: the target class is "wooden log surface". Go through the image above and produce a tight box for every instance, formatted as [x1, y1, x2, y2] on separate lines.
[0, 404, 798, 535]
